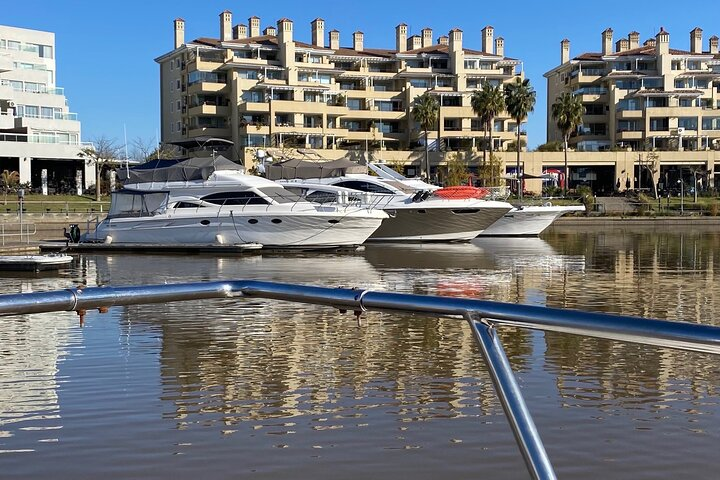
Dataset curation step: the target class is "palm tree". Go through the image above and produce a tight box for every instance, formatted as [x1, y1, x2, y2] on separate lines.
[551, 92, 584, 196]
[412, 93, 439, 181]
[504, 78, 536, 200]
[471, 80, 505, 185]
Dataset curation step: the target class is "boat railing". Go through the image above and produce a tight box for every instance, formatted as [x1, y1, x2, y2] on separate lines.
[0, 222, 37, 246]
[81, 216, 102, 242]
[1, 280, 718, 480]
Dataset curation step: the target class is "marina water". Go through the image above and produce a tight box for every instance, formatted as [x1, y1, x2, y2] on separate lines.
[1, 228, 719, 478]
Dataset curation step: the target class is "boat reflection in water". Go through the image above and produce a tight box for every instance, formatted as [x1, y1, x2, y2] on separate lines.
[0, 231, 719, 479]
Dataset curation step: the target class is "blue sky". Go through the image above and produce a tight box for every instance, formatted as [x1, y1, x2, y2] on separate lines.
[4, 1, 720, 149]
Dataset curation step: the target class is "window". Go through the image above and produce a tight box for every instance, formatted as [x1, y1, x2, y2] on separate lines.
[242, 90, 264, 103]
[177, 100, 181, 111]
[441, 96, 461, 107]
[176, 121, 181, 131]
[647, 97, 668, 108]
[678, 117, 697, 130]
[200, 191, 269, 205]
[702, 117, 720, 130]
[170, 60, 174, 71]
[238, 69, 258, 79]
[347, 98, 362, 110]
[335, 181, 394, 194]
[171, 102, 174, 113]
[41, 107, 54, 119]
[409, 78, 430, 88]
[650, 117, 669, 131]
[176, 58, 181, 68]
[583, 103, 604, 115]
[265, 70, 283, 80]
[176, 79, 181, 90]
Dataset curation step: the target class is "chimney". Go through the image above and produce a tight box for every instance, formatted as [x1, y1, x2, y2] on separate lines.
[628, 31, 640, 50]
[656, 27, 669, 55]
[234, 24, 247, 40]
[353, 31, 364, 51]
[482, 25, 494, 54]
[249, 16, 260, 38]
[422, 27, 432, 48]
[437, 35, 449, 46]
[220, 10, 232, 42]
[690, 27, 703, 54]
[264, 26, 277, 36]
[710, 35, 719, 54]
[449, 28, 463, 53]
[329, 29, 340, 50]
[495, 37, 505, 57]
[311, 18, 325, 48]
[644, 38, 656, 48]
[396, 23, 408, 53]
[278, 18, 293, 43]
[561, 38, 570, 64]
[174, 18, 185, 49]
[407, 35, 422, 51]
[615, 38, 629, 53]
[602, 28, 613, 55]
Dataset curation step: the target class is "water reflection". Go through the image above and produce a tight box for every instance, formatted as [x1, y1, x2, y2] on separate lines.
[0, 230, 719, 478]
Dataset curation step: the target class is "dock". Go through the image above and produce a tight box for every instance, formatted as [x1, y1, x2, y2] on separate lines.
[0, 253, 74, 272]
[39, 241, 264, 255]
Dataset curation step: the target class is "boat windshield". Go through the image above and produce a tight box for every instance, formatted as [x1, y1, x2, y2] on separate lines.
[258, 186, 303, 204]
[108, 191, 169, 218]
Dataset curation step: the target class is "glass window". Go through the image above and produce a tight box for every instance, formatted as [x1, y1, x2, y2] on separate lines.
[678, 117, 697, 130]
[238, 69, 258, 79]
[347, 98, 362, 110]
[41, 107, 54, 119]
[200, 191, 269, 205]
[335, 180, 394, 194]
[409, 78, 430, 88]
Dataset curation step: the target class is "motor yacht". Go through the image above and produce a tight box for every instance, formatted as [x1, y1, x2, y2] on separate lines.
[270, 160, 513, 242]
[81, 157, 387, 249]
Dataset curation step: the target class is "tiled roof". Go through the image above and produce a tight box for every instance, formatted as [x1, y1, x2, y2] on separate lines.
[574, 44, 713, 60]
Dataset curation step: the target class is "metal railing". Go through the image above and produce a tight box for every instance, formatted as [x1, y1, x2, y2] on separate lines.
[0, 222, 36, 245]
[1, 280, 719, 479]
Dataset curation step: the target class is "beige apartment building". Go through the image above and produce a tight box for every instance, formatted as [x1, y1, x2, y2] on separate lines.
[544, 27, 720, 192]
[155, 11, 526, 175]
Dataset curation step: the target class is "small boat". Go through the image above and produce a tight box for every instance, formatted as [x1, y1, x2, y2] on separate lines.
[478, 204, 586, 236]
[0, 254, 74, 272]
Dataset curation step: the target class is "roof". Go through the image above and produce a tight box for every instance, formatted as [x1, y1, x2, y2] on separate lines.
[572, 44, 714, 61]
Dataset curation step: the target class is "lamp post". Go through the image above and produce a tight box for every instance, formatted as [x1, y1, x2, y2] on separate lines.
[677, 178, 684, 215]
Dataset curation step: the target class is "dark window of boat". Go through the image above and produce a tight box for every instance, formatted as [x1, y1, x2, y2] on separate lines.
[258, 186, 302, 203]
[328, 219, 339, 224]
[200, 191, 269, 205]
[248, 219, 258, 224]
[306, 191, 337, 204]
[175, 201, 205, 208]
[334, 180, 394, 195]
[417, 209, 426, 213]
[451, 209, 480, 214]
[271, 218, 282, 224]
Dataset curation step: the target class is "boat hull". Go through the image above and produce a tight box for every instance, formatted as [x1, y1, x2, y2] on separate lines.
[87, 209, 385, 248]
[478, 205, 585, 236]
[368, 204, 511, 242]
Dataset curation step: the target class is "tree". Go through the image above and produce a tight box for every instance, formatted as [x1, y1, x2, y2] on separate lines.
[504, 78, 536, 200]
[445, 153, 470, 186]
[1, 170, 20, 205]
[78, 136, 122, 201]
[638, 151, 659, 200]
[130, 136, 176, 162]
[551, 92, 584, 196]
[471, 80, 505, 183]
[411, 93, 439, 181]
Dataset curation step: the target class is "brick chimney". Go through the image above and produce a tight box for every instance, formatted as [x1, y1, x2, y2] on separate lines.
[407, 35, 422, 50]
[561, 38, 570, 64]
[220, 10, 232, 42]
[249, 16, 260, 38]
[353, 31, 364, 51]
[449, 28, 463, 53]
[615, 38, 629, 53]
[656, 27, 669, 55]
[482, 25, 494, 54]
[437, 35, 449, 46]
[396, 23, 407, 53]
[311, 18, 325, 48]
[628, 31, 640, 50]
[174, 18, 185, 49]
[690, 27, 703, 54]
[422, 27, 432, 48]
[233, 24, 247, 40]
[329, 29, 340, 50]
[264, 26, 277, 36]
[602, 28, 613, 55]
[710, 35, 719, 54]
[278, 18, 293, 44]
[495, 37, 504, 57]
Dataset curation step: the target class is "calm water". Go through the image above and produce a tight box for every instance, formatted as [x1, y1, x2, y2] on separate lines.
[1, 229, 719, 479]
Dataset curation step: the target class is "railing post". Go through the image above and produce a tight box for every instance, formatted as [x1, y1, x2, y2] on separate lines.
[466, 314, 556, 480]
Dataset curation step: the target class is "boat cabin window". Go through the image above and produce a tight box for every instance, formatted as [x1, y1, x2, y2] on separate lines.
[334, 180, 394, 195]
[305, 190, 338, 204]
[108, 191, 169, 218]
[174, 201, 207, 208]
[257, 186, 302, 204]
[200, 191, 269, 205]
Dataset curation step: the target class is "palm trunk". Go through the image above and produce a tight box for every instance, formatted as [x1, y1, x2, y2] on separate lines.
[488, 117, 494, 187]
[424, 130, 430, 182]
[516, 118, 522, 201]
[563, 135, 568, 197]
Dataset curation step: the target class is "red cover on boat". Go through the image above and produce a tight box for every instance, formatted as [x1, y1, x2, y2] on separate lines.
[433, 186, 489, 199]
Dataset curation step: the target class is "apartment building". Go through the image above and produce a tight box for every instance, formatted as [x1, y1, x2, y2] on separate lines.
[155, 11, 525, 166]
[0, 25, 92, 193]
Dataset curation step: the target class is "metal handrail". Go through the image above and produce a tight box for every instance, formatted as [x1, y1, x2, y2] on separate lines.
[1, 280, 719, 479]
[0, 222, 37, 246]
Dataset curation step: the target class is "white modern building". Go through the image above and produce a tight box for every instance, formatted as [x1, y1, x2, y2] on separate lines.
[0, 24, 93, 193]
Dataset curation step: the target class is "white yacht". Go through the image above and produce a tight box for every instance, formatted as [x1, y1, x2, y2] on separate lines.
[270, 160, 513, 242]
[477, 204, 586, 236]
[82, 157, 387, 249]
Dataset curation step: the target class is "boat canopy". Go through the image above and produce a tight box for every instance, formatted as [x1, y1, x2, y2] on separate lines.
[266, 158, 367, 181]
[107, 190, 169, 218]
[118, 156, 243, 184]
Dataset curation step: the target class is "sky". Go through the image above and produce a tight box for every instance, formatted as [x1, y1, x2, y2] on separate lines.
[4, 0, 720, 149]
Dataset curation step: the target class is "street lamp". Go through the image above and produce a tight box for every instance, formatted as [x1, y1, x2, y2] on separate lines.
[677, 178, 684, 215]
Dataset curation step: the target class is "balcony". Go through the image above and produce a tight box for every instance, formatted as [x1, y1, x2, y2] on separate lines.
[188, 105, 229, 117]
[187, 82, 228, 95]
[616, 130, 644, 140]
[187, 127, 230, 138]
[0, 55, 11, 73]
[240, 101, 270, 113]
